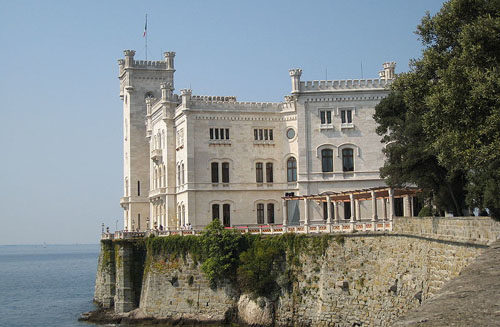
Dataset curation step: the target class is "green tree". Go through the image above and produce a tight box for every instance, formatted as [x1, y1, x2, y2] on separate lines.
[375, 0, 500, 218]
[200, 219, 245, 286]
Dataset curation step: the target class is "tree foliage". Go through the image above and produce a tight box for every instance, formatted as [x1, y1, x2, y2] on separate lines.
[374, 0, 500, 218]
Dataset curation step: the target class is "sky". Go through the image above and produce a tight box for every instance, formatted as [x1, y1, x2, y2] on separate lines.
[0, 0, 446, 245]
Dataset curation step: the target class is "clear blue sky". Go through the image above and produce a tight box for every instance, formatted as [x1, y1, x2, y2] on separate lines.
[0, 0, 445, 245]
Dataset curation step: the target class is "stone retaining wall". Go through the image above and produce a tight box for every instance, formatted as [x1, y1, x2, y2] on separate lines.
[393, 216, 500, 245]
[93, 217, 498, 326]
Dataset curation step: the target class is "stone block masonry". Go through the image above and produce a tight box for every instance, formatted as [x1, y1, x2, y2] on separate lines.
[93, 217, 498, 326]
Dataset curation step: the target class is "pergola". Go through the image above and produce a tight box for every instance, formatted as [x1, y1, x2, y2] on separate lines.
[281, 186, 421, 225]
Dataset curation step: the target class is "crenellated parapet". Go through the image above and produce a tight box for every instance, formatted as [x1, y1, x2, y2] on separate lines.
[191, 95, 237, 102]
[190, 98, 285, 112]
[300, 78, 392, 92]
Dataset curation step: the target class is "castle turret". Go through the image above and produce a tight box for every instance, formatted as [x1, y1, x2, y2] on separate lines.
[180, 89, 192, 108]
[289, 68, 302, 94]
[379, 62, 396, 80]
[119, 49, 176, 231]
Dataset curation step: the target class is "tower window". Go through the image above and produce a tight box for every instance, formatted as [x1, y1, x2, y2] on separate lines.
[137, 181, 141, 196]
[257, 203, 264, 224]
[287, 157, 297, 182]
[267, 203, 274, 224]
[222, 162, 229, 183]
[266, 162, 273, 183]
[212, 204, 220, 220]
[256, 162, 263, 183]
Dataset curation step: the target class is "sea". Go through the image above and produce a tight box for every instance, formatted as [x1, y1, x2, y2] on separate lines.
[0, 244, 101, 327]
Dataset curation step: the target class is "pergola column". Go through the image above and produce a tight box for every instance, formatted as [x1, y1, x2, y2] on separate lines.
[388, 188, 395, 221]
[404, 195, 412, 217]
[304, 198, 309, 226]
[349, 194, 355, 222]
[334, 201, 339, 222]
[371, 190, 378, 222]
[326, 196, 332, 224]
[282, 199, 287, 227]
[382, 198, 387, 220]
[355, 199, 361, 221]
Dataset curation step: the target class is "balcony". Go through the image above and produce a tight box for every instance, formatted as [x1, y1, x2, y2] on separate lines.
[150, 149, 162, 162]
[120, 196, 130, 208]
[149, 187, 166, 198]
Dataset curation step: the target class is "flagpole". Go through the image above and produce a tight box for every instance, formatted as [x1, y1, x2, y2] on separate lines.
[145, 14, 148, 61]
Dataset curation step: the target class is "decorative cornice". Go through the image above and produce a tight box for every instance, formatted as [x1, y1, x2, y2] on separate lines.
[304, 95, 388, 103]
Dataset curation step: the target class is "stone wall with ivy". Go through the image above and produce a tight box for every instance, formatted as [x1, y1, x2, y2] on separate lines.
[94, 218, 492, 326]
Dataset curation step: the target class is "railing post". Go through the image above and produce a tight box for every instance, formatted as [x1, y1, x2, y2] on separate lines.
[349, 194, 355, 223]
[371, 190, 378, 222]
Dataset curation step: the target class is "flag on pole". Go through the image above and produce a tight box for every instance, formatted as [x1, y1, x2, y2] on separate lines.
[143, 14, 147, 37]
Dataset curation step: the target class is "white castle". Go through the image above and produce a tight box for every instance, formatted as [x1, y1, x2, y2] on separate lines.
[118, 50, 399, 231]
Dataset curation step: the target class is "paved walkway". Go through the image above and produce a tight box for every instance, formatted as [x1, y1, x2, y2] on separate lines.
[393, 241, 500, 326]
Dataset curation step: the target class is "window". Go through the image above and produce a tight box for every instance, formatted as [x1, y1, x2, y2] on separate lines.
[176, 128, 184, 148]
[323, 202, 328, 220]
[256, 162, 263, 183]
[212, 204, 220, 220]
[210, 128, 230, 141]
[287, 157, 297, 182]
[267, 204, 275, 224]
[266, 163, 273, 183]
[321, 149, 333, 172]
[222, 162, 229, 183]
[137, 181, 141, 196]
[177, 165, 181, 185]
[223, 204, 230, 227]
[320, 110, 332, 124]
[181, 163, 185, 184]
[257, 203, 264, 224]
[253, 129, 274, 141]
[342, 148, 354, 172]
[286, 128, 295, 140]
[341, 109, 353, 124]
[211, 162, 219, 183]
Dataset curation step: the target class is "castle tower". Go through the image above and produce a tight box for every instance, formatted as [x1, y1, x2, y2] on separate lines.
[118, 50, 176, 231]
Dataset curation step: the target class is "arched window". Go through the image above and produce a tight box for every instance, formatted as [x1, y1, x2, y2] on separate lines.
[255, 162, 263, 183]
[223, 204, 230, 227]
[222, 162, 229, 183]
[145, 91, 154, 99]
[211, 162, 219, 183]
[267, 203, 275, 224]
[256, 203, 264, 224]
[181, 163, 185, 185]
[321, 149, 333, 172]
[212, 204, 220, 220]
[266, 163, 273, 183]
[342, 148, 354, 172]
[287, 157, 297, 182]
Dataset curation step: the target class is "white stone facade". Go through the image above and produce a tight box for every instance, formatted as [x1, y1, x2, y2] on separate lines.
[118, 50, 395, 231]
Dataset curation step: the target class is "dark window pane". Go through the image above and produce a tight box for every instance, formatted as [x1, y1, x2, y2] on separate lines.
[323, 202, 328, 220]
[222, 162, 229, 183]
[210, 128, 214, 140]
[257, 203, 264, 224]
[225, 129, 229, 139]
[223, 204, 230, 227]
[211, 162, 219, 183]
[344, 202, 351, 220]
[212, 204, 220, 220]
[269, 129, 273, 140]
[264, 129, 268, 140]
[347, 110, 352, 123]
[342, 148, 354, 172]
[256, 162, 263, 183]
[266, 162, 273, 183]
[267, 204, 274, 224]
[215, 128, 219, 139]
[254, 129, 258, 140]
[326, 111, 332, 124]
[137, 181, 140, 196]
[220, 128, 225, 140]
[341, 110, 346, 124]
[287, 157, 297, 182]
[259, 129, 263, 140]
[320, 111, 326, 124]
[321, 149, 333, 172]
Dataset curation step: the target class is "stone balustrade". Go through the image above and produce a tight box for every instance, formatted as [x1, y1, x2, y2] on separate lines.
[102, 220, 393, 240]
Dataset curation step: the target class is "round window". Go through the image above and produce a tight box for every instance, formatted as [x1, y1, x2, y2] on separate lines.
[286, 128, 296, 140]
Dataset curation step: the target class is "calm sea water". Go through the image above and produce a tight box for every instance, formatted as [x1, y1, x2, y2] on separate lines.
[0, 244, 100, 327]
